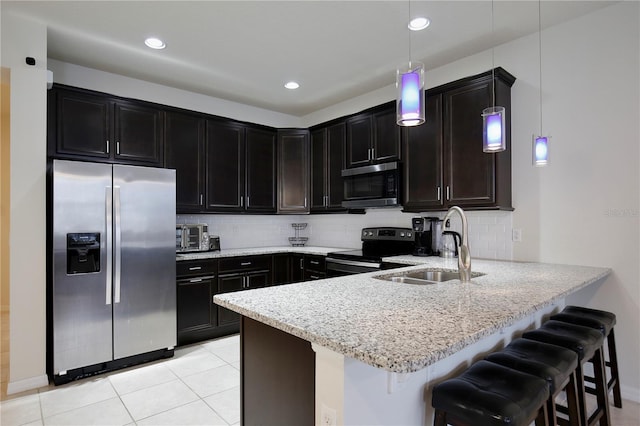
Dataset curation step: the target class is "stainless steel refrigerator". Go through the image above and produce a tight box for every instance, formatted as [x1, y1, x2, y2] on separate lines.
[50, 159, 176, 383]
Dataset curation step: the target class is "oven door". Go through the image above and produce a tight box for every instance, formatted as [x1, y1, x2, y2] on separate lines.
[325, 257, 381, 277]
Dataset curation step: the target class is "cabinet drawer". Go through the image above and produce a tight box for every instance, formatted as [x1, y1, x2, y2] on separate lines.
[219, 255, 271, 273]
[304, 255, 325, 272]
[304, 270, 325, 281]
[176, 259, 217, 278]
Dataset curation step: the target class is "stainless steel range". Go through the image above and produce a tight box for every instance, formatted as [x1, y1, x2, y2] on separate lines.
[326, 227, 414, 277]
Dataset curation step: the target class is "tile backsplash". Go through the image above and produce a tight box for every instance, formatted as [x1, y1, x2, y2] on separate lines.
[178, 208, 513, 260]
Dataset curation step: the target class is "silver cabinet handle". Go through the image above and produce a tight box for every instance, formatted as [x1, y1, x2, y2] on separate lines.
[240, 196, 244, 207]
[114, 185, 122, 304]
[106, 140, 110, 154]
[105, 186, 112, 305]
[241, 262, 252, 266]
[446, 186, 450, 200]
[189, 266, 202, 271]
[200, 194, 203, 205]
[189, 278, 203, 283]
[246, 195, 250, 207]
[300, 259, 304, 270]
[116, 141, 120, 155]
[310, 260, 319, 265]
[437, 186, 441, 201]
[310, 275, 320, 280]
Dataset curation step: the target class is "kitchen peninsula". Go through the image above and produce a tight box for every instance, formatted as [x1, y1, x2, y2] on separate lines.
[214, 257, 610, 426]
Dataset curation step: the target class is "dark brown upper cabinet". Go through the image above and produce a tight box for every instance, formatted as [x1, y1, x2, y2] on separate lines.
[402, 67, 515, 212]
[164, 110, 206, 212]
[245, 127, 277, 212]
[403, 94, 444, 211]
[205, 120, 276, 213]
[345, 102, 401, 169]
[310, 122, 346, 212]
[48, 85, 163, 166]
[277, 129, 310, 214]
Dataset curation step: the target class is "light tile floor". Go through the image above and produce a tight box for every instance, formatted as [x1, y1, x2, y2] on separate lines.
[0, 335, 240, 426]
[2, 333, 639, 425]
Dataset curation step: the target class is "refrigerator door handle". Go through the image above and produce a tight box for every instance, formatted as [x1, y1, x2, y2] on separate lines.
[105, 186, 113, 305]
[114, 185, 122, 304]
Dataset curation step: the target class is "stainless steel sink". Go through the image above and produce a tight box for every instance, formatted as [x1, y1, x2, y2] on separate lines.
[403, 270, 461, 282]
[388, 276, 439, 285]
[375, 269, 484, 285]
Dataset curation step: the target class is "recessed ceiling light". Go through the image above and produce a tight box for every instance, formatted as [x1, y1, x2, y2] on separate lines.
[144, 37, 166, 49]
[284, 81, 300, 90]
[408, 17, 431, 31]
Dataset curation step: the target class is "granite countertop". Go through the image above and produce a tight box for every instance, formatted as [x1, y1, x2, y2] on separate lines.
[214, 256, 610, 373]
[176, 246, 351, 261]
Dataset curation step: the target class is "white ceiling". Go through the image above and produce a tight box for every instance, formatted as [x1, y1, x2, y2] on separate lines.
[3, 1, 616, 116]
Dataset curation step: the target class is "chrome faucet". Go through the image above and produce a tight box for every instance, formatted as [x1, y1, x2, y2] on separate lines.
[442, 206, 471, 283]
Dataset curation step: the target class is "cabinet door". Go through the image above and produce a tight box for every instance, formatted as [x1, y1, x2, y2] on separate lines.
[246, 270, 270, 289]
[444, 81, 496, 206]
[54, 89, 111, 159]
[114, 101, 163, 165]
[272, 254, 291, 285]
[165, 111, 205, 212]
[177, 277, 216, 333]
[246, 127, 276, 212]
[278, 130, 309, 213]
[310, 128, 327, 210]
[346, 114, 373, 168]
[290, 254, 305, 283]
[372, 107, 401, 162]
[403, 94, 444, 211]
[217, 274, 244, 326]
[206, 120, 245, 211]
[326, 123, 346, 210]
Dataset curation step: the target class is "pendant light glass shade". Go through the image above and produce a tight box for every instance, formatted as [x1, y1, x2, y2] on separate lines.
[396, 62, 425, 126]
[533, 135, 549, 166]
[482, 106, 506, 152]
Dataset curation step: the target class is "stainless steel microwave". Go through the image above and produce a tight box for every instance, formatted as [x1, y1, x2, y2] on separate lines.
[341, 162, 401, 208]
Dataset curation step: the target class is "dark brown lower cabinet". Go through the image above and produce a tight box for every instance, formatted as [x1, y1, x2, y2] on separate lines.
[242, 317, 315, 426]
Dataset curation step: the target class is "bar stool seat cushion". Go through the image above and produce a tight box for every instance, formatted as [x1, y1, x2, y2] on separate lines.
[523, 320, 603, 361]
[432, 360, 549, 426]
[552, 306, 616, 336]
[486, 338, 578, 394]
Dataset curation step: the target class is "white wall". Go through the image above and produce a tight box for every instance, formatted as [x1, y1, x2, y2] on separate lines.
[4, 1, 638, 400]
[1, 12, 50, 393]
[48, 59, 301, 129]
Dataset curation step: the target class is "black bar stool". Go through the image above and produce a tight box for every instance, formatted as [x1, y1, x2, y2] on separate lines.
[551, 305, 622, 408]
[432, 360, 550, 426]
[486, 338, 581, 426]
[523, 320, 611, 426]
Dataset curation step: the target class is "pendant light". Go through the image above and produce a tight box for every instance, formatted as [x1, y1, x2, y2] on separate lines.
[533, 0, 550, 166]
[482, 0, 506, 153]
[396, 0, 425, 127]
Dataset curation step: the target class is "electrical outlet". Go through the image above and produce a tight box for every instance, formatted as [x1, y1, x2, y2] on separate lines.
[321, 404, 337, 426]
[512, 228, 522, 242]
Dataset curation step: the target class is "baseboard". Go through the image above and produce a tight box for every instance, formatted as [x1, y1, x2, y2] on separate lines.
[6, 374, 49, 395]
[621, 384, 640, 403]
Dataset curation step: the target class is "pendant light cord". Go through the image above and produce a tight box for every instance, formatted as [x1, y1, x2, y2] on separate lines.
[538, 0, 543, 135]
[491, 0, 496, 108]
[408, 0, 412, 68]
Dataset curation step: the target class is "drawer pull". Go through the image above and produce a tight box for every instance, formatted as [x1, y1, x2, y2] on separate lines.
[240, 262, 252, 266]
[189, 266, 202, 271]
[310, 260, 319, 265]
[189, 278, 203, 283]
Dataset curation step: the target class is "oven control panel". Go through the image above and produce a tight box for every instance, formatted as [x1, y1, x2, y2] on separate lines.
[361, 227, 413, 241]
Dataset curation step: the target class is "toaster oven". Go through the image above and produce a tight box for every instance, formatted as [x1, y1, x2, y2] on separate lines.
[176, 224, 220, 252]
